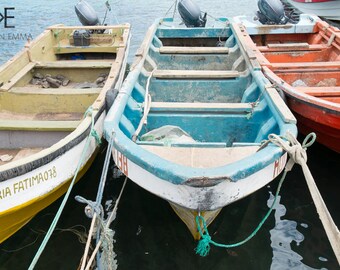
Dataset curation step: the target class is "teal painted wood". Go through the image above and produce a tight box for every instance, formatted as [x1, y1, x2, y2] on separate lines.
[104, 18, 297, 186]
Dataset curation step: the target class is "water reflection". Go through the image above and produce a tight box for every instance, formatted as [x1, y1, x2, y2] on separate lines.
[268, 193, 324, 270]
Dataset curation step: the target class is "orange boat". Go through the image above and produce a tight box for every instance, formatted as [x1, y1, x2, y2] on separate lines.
[233, 18, 340, 152]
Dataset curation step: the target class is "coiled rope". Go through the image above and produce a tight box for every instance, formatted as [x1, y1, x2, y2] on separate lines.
[195, 132, 338, 258]
[28, 107, 101, 269]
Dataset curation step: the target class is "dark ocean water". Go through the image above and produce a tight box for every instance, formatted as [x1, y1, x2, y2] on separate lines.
[0, 1, 339, 269]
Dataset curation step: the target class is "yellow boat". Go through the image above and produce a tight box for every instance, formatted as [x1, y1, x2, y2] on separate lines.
[0, 23, 130, 243]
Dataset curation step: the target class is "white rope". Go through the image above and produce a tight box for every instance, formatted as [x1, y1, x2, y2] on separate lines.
[269, 132, 340, 265]
[132, 69, 155, 141]
[84, 177, 128, 270]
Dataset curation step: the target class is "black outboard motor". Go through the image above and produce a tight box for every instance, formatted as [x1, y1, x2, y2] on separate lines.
[257, 0, 288, 25]
[178, 0, 207, 28]
[75, 0, 100, 26]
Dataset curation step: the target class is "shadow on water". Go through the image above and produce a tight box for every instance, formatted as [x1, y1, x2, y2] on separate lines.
[0, 137, 339, 270]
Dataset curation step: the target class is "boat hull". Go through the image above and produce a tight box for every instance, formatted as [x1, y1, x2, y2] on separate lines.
[0, 149, 98, 243]
[170, 203, 222, 240]
[287, 0, 340, 21]
[0, 114, 105, 243]
[112, 147, 288, 235]
[286, 96, 340, 152]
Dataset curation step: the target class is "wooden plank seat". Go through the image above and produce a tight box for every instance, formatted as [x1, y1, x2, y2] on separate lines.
[35, 61, 112, 69]
[0, 119, 80, 131]
[271, 61, 340, 70]
[0, 62, 36, 91]
[150, 102, 252, 113]
[153, 70, 240, 79]
[9, 86, 102, 95]
[159, 46, 230, 54]
[258, 43, 330, 52]
[295, 86, 340, 97]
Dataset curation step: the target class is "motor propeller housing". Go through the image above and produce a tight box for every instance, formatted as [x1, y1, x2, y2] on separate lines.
[178, 0, 207, 27]
[257, 0, 288, 24]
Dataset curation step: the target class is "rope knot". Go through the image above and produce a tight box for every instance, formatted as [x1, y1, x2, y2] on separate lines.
[195, 234, 212, 257]
[75, 195, 103, 219]
[289, 144, 307, 166]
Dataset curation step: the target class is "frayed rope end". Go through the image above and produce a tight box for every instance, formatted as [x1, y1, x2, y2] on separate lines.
[195, 234, 211, 257]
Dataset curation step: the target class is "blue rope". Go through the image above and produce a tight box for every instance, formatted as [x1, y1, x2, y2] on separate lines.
[28, 107, 101, 269]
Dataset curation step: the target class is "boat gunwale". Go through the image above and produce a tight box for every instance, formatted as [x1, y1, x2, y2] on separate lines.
[263, 66, 340, 114]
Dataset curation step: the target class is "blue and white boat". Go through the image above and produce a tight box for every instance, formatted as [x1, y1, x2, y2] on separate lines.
[104, 17, 297, 239]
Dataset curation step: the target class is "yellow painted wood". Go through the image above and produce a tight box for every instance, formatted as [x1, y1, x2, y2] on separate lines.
[0, 51, 30, 88]
[10, 87, 102, 95]
[170, 203, 222, 240]
[0, 90, 98, 113]
[35, 61, 112, 69]
[0, 149, 98, 243]
[0, 120, 80, 131]
[1, 63, 35, 91]
[53, 45, 119, 54]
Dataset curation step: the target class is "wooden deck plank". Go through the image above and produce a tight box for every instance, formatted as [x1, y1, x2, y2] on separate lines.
[1, 62, 36, 91]
[9, 87, 102, 95]
[35, 61, 112, 68]
[159, 46, 229, 54]
[295, 86, 340, 97]
[0, 120, 80, 131]
[267, 43, 309, 49]
[150, 102, 252, 113]
[271, 61, 340, 69]
[153, 70, 240, 79]
[265, 87, 296, 124]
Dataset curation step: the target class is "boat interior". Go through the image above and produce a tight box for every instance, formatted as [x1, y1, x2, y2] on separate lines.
[245, 21, 340, 104]
[0, 25, 127, 165]
[116, 22, 295, 168]
[249, 21, 340, 65]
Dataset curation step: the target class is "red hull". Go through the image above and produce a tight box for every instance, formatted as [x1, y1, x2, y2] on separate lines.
[287, 97, 340, 153]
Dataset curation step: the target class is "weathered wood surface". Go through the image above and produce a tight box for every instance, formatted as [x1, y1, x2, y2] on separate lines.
[141, 145, 259, 168]
[153, 69, 240, 79]
[159, 46, 229, 54]
[35, 61, 112, 69]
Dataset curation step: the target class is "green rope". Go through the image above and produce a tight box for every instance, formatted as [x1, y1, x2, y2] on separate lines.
[28, 107, 101, 269]
[195, 169, 287, 257]
[195, 132, 316, 257]
[85, 106, 101, 145]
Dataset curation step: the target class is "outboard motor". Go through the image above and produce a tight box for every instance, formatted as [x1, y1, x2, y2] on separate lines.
[257, 0, 288, 25]
[75, 0, 100, 26]
[178, 0, 207, 28]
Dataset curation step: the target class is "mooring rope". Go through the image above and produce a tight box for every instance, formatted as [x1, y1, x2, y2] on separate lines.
[28, 107, 101, 269]
[83, 176, 128, 270]
[76, 131, 115, 270]
[195, 132, 320, 257]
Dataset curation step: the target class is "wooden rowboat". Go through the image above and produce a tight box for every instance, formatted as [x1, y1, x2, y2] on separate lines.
[0, 24, 130, 243]
[233, 15, 340, 152]
[104, 18, 297, 239]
